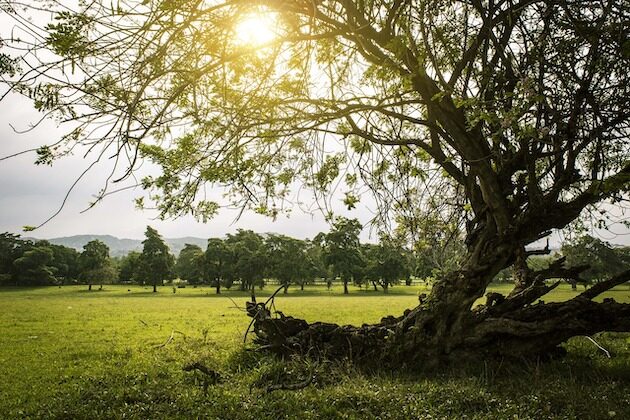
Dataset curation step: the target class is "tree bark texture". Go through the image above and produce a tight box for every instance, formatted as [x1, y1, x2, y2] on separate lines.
[248, 258, 630, 365]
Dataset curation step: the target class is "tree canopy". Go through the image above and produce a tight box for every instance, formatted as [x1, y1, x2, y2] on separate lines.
[138, 226, 174, 292]
[175, 243, 205, 284]
[79, 239, 116, 290]
[2, 0, 629, 362]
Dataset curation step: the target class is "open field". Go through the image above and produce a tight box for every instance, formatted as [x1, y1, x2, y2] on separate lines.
[1, 284, 629, 419]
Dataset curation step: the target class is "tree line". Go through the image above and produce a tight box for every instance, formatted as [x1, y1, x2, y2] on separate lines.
[1, 220, 627, 293]
[0, 218, 457, 293]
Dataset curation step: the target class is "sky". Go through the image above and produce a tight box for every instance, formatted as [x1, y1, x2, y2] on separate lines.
[0, 94, 372, 241]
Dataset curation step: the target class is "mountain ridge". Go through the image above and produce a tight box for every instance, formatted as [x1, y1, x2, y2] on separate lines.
[24, 234, 208, 257]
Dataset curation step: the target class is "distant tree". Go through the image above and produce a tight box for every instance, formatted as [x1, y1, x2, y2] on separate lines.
[303, 238, 329, 291]
[359, 244, 379, 291]
[204, 238, 231, 294]
[43, 242, 80, 284]
[360, 239, 409, 293]
[225, 230, 266, 291]
[138, 226, 174, 293]
[79, 240, 116, 290]
[175, 244, 204, 284]
[562, 236, 627, 286]
[401, 248, 414, 286]
[322, 218, 363, 295]
[266, 234, 310, 294]
[370, 237, 409, 293]
[617, 247, 630, 269]
[13, 245, 56, 286]
[0, 233, 31, 285]
[118, 251, 141, 283]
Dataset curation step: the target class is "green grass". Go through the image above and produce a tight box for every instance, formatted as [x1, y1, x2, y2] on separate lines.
[1, 284, 629, 419]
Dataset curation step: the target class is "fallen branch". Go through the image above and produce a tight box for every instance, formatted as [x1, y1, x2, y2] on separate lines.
[153, 330, 185, 348]
[225, 296, 248, 312]
[265, 374, 314, 393]
[577, 269, 630, 300]
[243, 285, 286, 343]
[182, 362, 222, 382]
[154, 330, 175, 348]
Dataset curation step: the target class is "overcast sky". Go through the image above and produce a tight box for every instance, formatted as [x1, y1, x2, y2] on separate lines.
[0, 93, 377, 240]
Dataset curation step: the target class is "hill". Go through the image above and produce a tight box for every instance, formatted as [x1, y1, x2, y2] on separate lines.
[26, 234, 208, 257]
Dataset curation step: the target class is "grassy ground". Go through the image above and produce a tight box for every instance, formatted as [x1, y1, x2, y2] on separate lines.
[1, 284, 629, 419]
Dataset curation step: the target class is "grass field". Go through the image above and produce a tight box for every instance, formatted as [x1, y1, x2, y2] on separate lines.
[1, 284, 629, 419]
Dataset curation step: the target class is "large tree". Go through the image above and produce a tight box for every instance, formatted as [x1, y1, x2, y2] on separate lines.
[175, 243, 205, 284]
[365, 237, 410, 293]
[265, 234, 310, 293]
[138, 226, 174, 292]
[322, 217, 364, 295]
[118, 251, 141, 283]
[204, 237, 231, 293]
[2, 1, 629, 363]
[0, 233, 31, 285]
[13, 245, 56, 286]
[79, 239, 116, 290]
[562, 235, 628, 285]
[225, 230, 266, 291]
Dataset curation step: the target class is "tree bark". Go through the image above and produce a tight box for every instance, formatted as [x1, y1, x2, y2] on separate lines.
[247, 246, 630, 364]
[343, 279, 349, 295]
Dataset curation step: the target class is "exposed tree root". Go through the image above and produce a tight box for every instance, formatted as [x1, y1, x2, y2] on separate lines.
[248, 270, 630, 365]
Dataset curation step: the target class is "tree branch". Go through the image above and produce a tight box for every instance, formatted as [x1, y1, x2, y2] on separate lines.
[577, 269, 630, 301]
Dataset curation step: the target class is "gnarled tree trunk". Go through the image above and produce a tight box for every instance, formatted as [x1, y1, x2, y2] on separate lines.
[247, 234, 630, 365]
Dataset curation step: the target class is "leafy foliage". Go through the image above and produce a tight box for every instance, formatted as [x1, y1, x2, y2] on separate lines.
[137, 226, 174, 292]
[322, 218, 364, 294]
[13, 246, 56, 286]
[2, 1, 628, 297]
[203, 238, 232, 293]
[225, 230, 266, 291]
[79, 239, 116, 289]
[562, 235, 629, 283]
[175, 244, 204, 284]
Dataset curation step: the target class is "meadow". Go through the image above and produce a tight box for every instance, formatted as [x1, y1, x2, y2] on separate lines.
[1, 283, 629, 419]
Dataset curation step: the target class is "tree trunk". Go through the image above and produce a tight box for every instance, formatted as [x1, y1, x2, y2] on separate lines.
[371, 281, 378, 291]
[343, 279, 348, 295]
[382, 282, 389, 294]
[88, 283, 92, 291]
[246, 233, 630, 365]
[283, 283, 289, 294]
[300, 282, 304, 291]
[153, 282, 157, 293]
[216, 280, 221, 294]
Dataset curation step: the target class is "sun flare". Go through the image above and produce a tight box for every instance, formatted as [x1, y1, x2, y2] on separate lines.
[235, 14, 278, 46]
